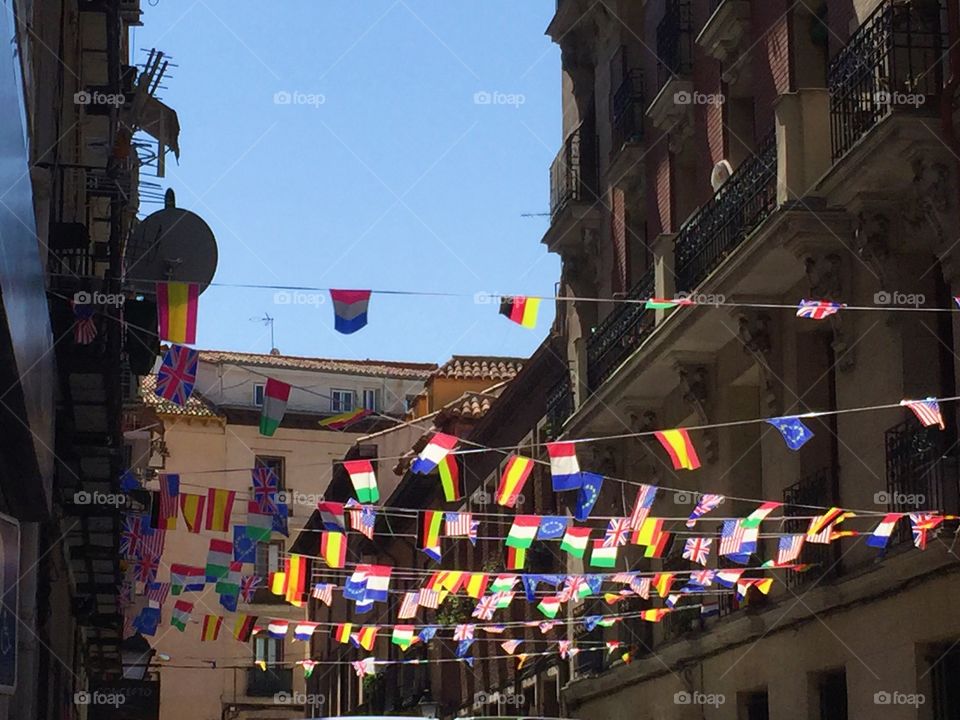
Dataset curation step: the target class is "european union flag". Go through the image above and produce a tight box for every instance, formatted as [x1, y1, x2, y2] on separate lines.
[575, 472, 604, 522]
[765, 416, 814, 450]
[133, 607, 161, 636]
[537, 516, 568, 540]
[418, 626, 438, 643]
[233, 526, 257, 563]
[272, 502, 289, 537]
[219, 593, 238, 612]
[456, 639, 474, 658]
[522, 575, 540, 602]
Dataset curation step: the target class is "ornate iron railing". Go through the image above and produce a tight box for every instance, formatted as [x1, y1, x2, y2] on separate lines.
[611, 69, 644, 155]
[586, 268, 656, 390]
[828, 0, 945, 160]
[656, 0, 693, 91]
[783, 467, 840, 589]
[674, 131, 778, 293]
[550, 124, 599, 220]
[546, 375, 574, 438]
[885, 420, 958, 545]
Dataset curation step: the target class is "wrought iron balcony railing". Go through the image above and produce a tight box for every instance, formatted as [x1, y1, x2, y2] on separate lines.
[549, 124, 599, 221]
[674, 131, 777, 293]
[783, 466, 840, 590]
[828, 0, 945, 160]
[656, 0, 693, 91]
[586, 268, 656, 390]
[246, 667, 293, 696]
[611, 69, 645, 155]
[885, 420, 958, 545]
[546, 375, 574, 438]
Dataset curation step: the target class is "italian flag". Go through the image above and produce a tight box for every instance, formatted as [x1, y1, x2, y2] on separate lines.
[589, 540, 618, 568]
[259, 378, 291, 436]
[344, 460, 379, 503]
[505, 515, 539, 549]
[391, 625, 415, 650]
[560, 526, 591, 559]
[205, 539, 233, 581]
[537, 596, 560, 619]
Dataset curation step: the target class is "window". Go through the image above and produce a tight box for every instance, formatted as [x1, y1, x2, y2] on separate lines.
[331, 389, 354, 413]
[405, 394, 419, 412]
[930, 643, 960, 720]
[817, 670, 848, 720]
[362, 388, 380, 411]
[254, 455, 285, 490]
[739, 690, 770, 720]
[253, 383, 265, 407]
[255, 540, 284, 578]
[254, 635, 283, 664]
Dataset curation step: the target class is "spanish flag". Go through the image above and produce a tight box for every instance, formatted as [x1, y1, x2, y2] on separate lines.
[204, 488, 236, 532]
[334, 623, 353, 644]
[499, 296, 540, 329]
[233, 614, 257, 642]
[200, 615, 223, 642]
[653, 429, 701, 470]
[156, 281, 199, 344]
[321, 531, 347, 568]
[270, 571, 286, 596]
[640, 609, 670, 622]
[354, 626, 378, 651]
[179, 493, 205, 533]
[496, 455, 534, 507]
[464, 573, 489, 599]
[653, 572, 675, 598]
[438, 455, 461, 502]
[284, 554, 307, 605]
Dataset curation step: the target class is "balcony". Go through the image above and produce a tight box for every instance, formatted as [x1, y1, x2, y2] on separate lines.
[608, 69, 646, 188]
[655, 0, 693, 92]
[542, 124, 601, 255]
[885, 420, 959, 545]
[246, 667, 293, 696]
[586, 268, 655, 390]
[783, 467, 840, 590]
[828, 0, 945, 161]
[674, 131, 777, 293]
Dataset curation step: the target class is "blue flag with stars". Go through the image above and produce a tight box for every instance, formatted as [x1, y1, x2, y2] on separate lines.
[537, 516, 568, 540]
[574, 472, 604, 522]
[765, 416, 814, 450]
[233, 526, 257, 563]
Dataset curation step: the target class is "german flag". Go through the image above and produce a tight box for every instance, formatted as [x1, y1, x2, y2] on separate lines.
[438, 455, 461, 501]
[499, 296, 540, 329]
[233, 614, 257, 642]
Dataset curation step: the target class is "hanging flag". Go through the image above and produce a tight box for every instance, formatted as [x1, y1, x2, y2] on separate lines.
[806, 507, 851, 541]
[284, 554, 308, 605]
[537, 516, 569, 541]
[170, 564, 205, 595]
[453, 624, 475, 641]
[346, 500, 377, 540]
[506, 546, 526, 570]
[589, 540, 618, 568]
[465, 573, 490, 599]
[418, 626, 438, 644]
[155, 344, 199, 406]
[910, 512, 943, 549]
[796, 299, 844, 320]
[71, 300, 97, 344]
[319, 408, 372, 430]
[362, 565, 392, 603]
[344, 460, 379, 503]
[216, 562, 242, 598]
[776, 534, 806, 564]
[267, 620, 289, 639]
[133, 555, 159, 584]
[418, 588, 440, 609]
[719, 519, 757, 561]
[640, 609, 670, 622]
[602, 518, 631, 548]
[560, 526, 591, 558]
[239, 575, 262, 602]
[300, 660, 318, 679]
[120, 514, 146, 559]
[411, 433, 459, 475]
[644, 297, 694, 310]
[654, 429, 701, 470]
[900, 398, 946, 429]
[251, 467, 279, 513]
[245, 501, 274, 542]
[351, 658, 376, 677]
[627, 484, 658, 530]
[258, 378, 291, 436]
[575, 472, 604, 521]
[505, 515, 540, 549]
[316, 501, 346, 532]
[418, 510, 443, 559]
[205, 539, 233, 582]
[490, 574, 518, 593]
[311, 583, 334, 606]
[354, 626, 378, 651]
[170, 600, 192, 632]
[204, 488, 236, 532]
[499, 295, 541, 328]
[765, 417, 814, 450]
[155, 474, 179, 530]
[866, 513, 904, 549]
[501, 639, 523, 655]
[156, 281, 199, 344]
[200, 615, 223, 642]
[438, 454, 462, 501]
[233, 615, 258, 642]
[682, 537, 712, 566]
[179, 493, 205, 533]
[392, 625, 416, 650]
[321, 531, 347, 568]
[547, 442, 582, 491]
[329, 289, 371, 334]
[686, 493, 725, 527]
[293, 622, 319, 642]
[272, 502, 289, 537]
[444, 512, 473, 538]
[653, 573, 675, 598]
[233, 525, 258, 564]
[741, 501, 782, 529]
[334, 623, 353, 644]
[145, 582, 170, 608]
[132, 607, 161, 637]
[398, 591, 419, 619]
[496, 455, 534, 507]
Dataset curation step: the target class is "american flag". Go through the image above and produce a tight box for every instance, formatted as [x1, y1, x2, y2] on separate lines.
[139, 527, 165, 561]
[240, 575, 262, 602]
[686, 493, 725, 527]
[444, 512, 473, 537]
[159, 474, 179, 526]
[146, 581, 170, 607]
[418, 588, 440, 609]
[796, 299, 844, 320]
[311, 583, 333, 606]
[900, 399, 946, 429]
[120, 514, 145, 558]
[118, 581, 134, 608]
[347, 503, 377, 540]
[71, 301, 97, 345]
[682, 537, 712, 566]
[155, 345, 199, 406]
[776, 534, 805, 564]
[719, 520, 745, 556]
[628, 484, 657, 530]
[484, 624, 506, 634]
[251, 467, 278, 512]
[398, 591, 419, 619]
[805, 519, 835, 544]
[472, 594, 499, 621]
[453, 623, 475, 641]
[602, 518, 631, 548]
[629, 576, 650, 598]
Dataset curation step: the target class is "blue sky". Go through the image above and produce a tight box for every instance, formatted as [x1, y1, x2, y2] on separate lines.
[134, 1, 560, 364]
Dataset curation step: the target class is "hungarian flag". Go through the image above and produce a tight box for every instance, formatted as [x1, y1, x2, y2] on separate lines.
[170, 600, 192, 632]
[499, 296, 540, 328]
[560, 526, 591, 558]
[644, 297, 694, 310]
[156, 281, 199, 344]
[259, 378, 291, 436]
[505, 515, 539, 549]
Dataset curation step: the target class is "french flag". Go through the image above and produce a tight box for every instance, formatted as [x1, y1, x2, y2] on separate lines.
[330, 289, 371, 334]
[547, 442, 581, 491]
[866, 512, 904, 549]
[411, 433, 458, 475]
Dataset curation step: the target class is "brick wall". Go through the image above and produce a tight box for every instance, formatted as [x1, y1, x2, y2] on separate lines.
[611, 187, 628, 294]
[751, 0, 792, 140]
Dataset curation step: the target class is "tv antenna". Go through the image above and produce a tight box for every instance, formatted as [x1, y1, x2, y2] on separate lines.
[250, 313, 275, 352]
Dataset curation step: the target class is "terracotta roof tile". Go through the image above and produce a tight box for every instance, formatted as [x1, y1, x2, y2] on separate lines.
[139, 375, 221, 418]
[197, 350, 437, 379]
[433, 355, 524, 381]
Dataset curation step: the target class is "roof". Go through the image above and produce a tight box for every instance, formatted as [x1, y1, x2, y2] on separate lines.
[432, 355, 524, 381]
[139, 374, 221, 418]
[440, 379, 512, 419]
[197, 349, 438, 379]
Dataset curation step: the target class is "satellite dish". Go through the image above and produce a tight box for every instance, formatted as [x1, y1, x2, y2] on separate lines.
[710, 159, 734, 192]
[125, 188, 218, 294]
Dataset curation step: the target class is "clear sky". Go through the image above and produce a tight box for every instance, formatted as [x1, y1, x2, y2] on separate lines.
[134, 1, 561, 364]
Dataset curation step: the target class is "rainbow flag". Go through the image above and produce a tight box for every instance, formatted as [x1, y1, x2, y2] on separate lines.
[329, 289, 371, 334]
[259, 378, 291, 436]
[438, 455, 461, 501]
[200, 615, 223, 642]
[321, 531, 347, 568]
[653, 429, 701, 470]
[496, 455, 534, 507]
[499, 296, 540, 328]
[319, 408, 372, 430]
[204, 488, 236, 532]
[156, 281, 199, 345]
[179, 493, 205, 533]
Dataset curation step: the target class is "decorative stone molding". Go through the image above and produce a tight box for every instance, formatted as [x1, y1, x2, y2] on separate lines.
[803, 252, 856, 372]
[905, 156, 954, 253]
[696, 0, 751, 84]
[646, 78, 694, 154]
[733, 310, 779, 414]
[672, 360, 717, 463]
[854, 210, 891, 290]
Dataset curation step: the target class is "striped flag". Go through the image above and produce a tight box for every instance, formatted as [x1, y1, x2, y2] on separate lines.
[398, 591, 419, 619]
[205, 488, 236, 532]
[259, 378, 291, 436]
[438, 454, 462, 501]
[866, 513, 904, 549]
[145, 582, 170, 607]
[444, 512, 473, 537]
[686, 493, 725, 527]
[71, 301, 97, 344]
[329, 289, 371, 334]
[900, 398, 945, 429]
[179, 493, 205, 533]
[654, 429, 701, 470]
[344, 460, 379, 504]
[546, 441, 581, 491]
[418, 511, 443, 560]
[170, 600, 192, 632]
[233, 614, 257, 642]
[499, 296, 540, 328]
[628, 484, 657, 530]
[200, 615, 223, 642]
[319, 408, 372, 430]
[321, 531, 347, 568]
[205, 539, 233, 582]
[156, 474, 179, 530]
[346, 501, 377, 540]
[496, 455, 534, 507]
[776, 534, 805, 564]
[311, 583, 334, 606]
[411, 433, 458, 475]
[156, 281, 199, 344]
[418, 588, 440, 609]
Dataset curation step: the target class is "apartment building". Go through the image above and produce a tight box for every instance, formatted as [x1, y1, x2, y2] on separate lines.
[542, 0, 960, 718]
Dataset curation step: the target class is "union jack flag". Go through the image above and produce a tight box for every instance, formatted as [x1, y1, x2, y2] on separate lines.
[134, 554, 158, 584]
[472, 595, 498, 621]
[155, 344, 199, 406]
[418, 588, 440, 609]
[444, 512, 473, 537]
[688, 569, 715, 587]
[602, 518, 631, 548]
[453, 623, 475, 641]
[347, 501, 377, 540]
[776, 534, 805, 565]
[910, 513, 943, 550]
[251, 467, 279, 512]
[558, 575, 588, 603]
[796, 299, 844, 320]
[686, 493, 725, 527]
[120, 514, 146, 558]
[240, 575, 262, 602]
[71, 301, 97, 345]
[682, 537, 712, 566]
[900, 398, 946, 430]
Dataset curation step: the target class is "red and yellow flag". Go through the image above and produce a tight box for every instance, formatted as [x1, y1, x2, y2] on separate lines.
[204, 488, 236, 532]
[334, 623, 353, 643]
[156, 281, 199, 345]
[284, 554, 307, 605]
[496, 455, 534, 507]
[200, 615, 223, 642]
[179, 493, 205, 534]
[321, 531, 347, 568]
[653, 429, 701, 470]
[355, 626, 378, 651]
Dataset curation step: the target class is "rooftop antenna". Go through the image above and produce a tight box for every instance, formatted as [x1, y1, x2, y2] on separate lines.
[250, 313, 276, 353]
[520, 212, 550, 217]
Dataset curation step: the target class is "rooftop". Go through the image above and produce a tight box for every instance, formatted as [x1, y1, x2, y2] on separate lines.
[196, 349, 438, 379]
[139, 374, 221, 418]
[432, 355, 524, 381]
